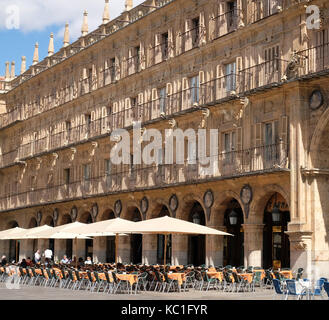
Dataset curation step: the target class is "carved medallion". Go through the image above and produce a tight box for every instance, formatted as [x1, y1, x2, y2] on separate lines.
[169, 194, 178, 212]
[203, 190, 214, 209]
[114, 200, 122, 216]
[140, 197, 149, 214]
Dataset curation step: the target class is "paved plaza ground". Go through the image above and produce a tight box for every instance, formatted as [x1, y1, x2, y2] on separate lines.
[0, 283, 277, 300]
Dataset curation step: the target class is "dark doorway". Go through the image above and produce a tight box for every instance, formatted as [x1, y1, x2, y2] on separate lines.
[188, 202, 206, 266]
[84, 213, 93, 259]
[263, 193, 290, 269]
[130, 208, 142, 264]
[105, 210, 116, 263]
[156, 206, 172, 264]
[8, 221, 19, 262]
[223, 199, 244, 267]
[62, 215, 73, 259]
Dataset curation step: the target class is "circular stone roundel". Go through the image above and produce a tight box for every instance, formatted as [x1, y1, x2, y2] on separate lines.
[240, 185, 253, 205]
[114, 200, 122, 216]
[169, 194, 179, 212]
[203, 190, 214, 209]
[140, 197, 149, 214]
[309, 90, 324, 110]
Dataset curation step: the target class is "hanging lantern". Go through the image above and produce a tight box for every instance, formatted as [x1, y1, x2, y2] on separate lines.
[271, 204, 281, 223]
[229, 210, 239, 226]
[192, 212, 201, 225]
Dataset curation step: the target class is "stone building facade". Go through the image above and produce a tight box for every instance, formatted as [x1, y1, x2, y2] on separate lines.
[0, 0, 328, 278]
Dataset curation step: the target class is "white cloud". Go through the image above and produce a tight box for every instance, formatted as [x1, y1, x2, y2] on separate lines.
[0, 0, 145, 40]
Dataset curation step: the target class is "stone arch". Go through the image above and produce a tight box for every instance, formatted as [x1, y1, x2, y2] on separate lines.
[28, 217, 38, 228]
[43, 215, 55, 227]
[122, 203, 143, 221]
[79, 211, 93, 224]
[58, 213, 72, 226]
[147, 198, 171, 220]
[250, 184, 290, 224]
[177, 193, 207, 222]
[98, 208, 115, 222]
[210, 190, 245, 227]
[7, 220, 19, 229]
[309, 107, 329, 157]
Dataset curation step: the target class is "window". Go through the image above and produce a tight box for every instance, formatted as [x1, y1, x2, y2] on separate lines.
[85, 114, 91, 133]
[64, 168, 70, 185]
[105, 159, 112, 176]
[264, 121, 279, 162]
[227, 1, 237, 28]
[265, 46, 279, 74]
[190, 75, 200, 105]
[191, 17, 200, 48]
[225, 62, 236, 92]
[161, 32, 169, 59]
[83, 164, 90, 180]
[66, 121, 71, 140]
[223, 131, 236, 164]
[135, 45, 141, 70]
[130, 97, 137, 108]
[110, 58, 116, 81]
[159, 87, 166, 113]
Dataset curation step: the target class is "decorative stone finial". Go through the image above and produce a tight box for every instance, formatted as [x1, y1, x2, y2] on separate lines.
[21, 56, 26, 74]
[81, 10, 89, 36]
[63, 22, 70, 47]
[125, 0, 133, 11]
[103, 0, 110, 24]
[33, 42, 39, 65]
[5, 61, 10, 80]
[10, 61, 15, 79]
[48, 33, 54, 57]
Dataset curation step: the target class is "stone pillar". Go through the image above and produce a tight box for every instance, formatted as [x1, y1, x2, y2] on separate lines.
[206, 225, 226, 267]
[286, 231, 313, 279]
[172, 234, 188, 265]
[117, 235, 130, 264]
[93, 237, 106, 264]
[142, 234, 157, 265]
[54, 240, 66, 262]
[242, 224, 264, 268]
[73, 239, 85, 260]
[19, 240, 31, 260]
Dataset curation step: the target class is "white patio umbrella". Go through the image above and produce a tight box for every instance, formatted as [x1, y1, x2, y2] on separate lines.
[107, 216, 233, 266]
[0, 227, 27, 262]
[72, 218, 135, 265]
[0, 225, 53, 240]
[21, 222, 92, 268]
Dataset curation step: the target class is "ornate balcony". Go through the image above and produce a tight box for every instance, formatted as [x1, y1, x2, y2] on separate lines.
[0, 142, 289, 212]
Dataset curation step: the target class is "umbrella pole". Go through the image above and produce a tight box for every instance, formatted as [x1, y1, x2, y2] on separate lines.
[115, 234, 119, 268]
[163, 234, 167, 267]
[16, 240, 18, 263]
[75, 237, 78, 269]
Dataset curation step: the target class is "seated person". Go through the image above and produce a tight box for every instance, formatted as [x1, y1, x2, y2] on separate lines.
[26, 257, 32, 266]
[20, 259, 27, 268]
[84, 256, 93, 265]
[60, 255, 69, 264]
[1, 255, 7, 266]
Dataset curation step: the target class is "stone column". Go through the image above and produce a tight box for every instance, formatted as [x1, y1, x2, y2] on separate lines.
[206, 225, 226, 267]
[54, 240, 66, 262]
[73, 239, 85, 260]
[142, 234, 157, 265]
[242, 224, 264, 268]
[93, 237, 106, 264]
[19, 240, 31, 260]
[117, 235, 130, 264]
[286, 231, 313, 279]
[172, 234, 188, 265]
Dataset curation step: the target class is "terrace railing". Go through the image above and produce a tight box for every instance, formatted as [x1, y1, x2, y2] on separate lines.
[0, 142, 289, 212]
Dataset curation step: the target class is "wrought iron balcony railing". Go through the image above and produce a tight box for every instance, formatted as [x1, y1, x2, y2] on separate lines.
[0, 143, 289, 212]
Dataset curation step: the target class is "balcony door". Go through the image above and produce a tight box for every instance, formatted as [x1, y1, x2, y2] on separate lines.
[225, 62, 236, 92]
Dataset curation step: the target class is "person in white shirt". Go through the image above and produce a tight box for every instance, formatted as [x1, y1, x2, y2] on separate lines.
[44, 248, 53, 260]
[84, 256, 93, 265]
[34, 250, 41, 264]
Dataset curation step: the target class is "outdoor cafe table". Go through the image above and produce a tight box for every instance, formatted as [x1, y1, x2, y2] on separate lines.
[280, 270, 293, 279]
[207, 271, 223, 282]
[79, 271, 138, 286]
[167, 272, 186, 286]
[238, 273, 253, 283]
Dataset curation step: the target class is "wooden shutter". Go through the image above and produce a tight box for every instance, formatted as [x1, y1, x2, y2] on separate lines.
[182, 77, 189, 91]
[280, 116, 288, 144]
[140, 41, 145, 70]
[255, 123, 263, 147]
[168, 28, 174, 58]
[138, 93, 144, 105]
[152, 88, 158, 101]
[236, 127, 243, 151]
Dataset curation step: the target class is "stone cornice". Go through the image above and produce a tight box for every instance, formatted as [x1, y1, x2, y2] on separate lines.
[300, 166, 329, 177]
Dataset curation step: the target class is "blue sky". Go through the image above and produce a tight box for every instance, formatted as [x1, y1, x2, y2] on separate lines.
[0, 0, 144, 76]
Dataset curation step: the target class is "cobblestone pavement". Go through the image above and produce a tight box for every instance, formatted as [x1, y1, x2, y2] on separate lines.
[0, 283, 277, 300]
